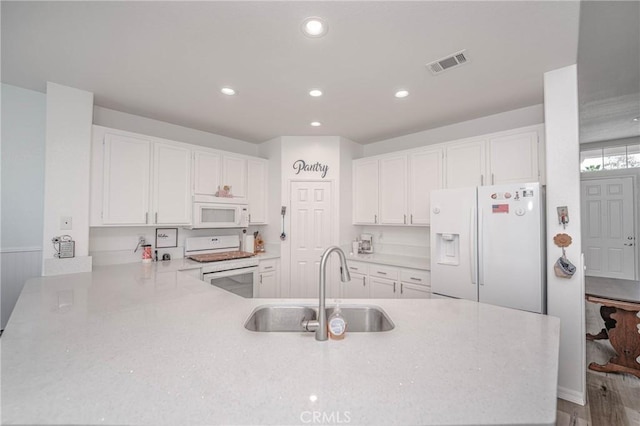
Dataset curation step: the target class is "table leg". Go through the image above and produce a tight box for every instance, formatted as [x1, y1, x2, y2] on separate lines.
[586, 328, 608, 341]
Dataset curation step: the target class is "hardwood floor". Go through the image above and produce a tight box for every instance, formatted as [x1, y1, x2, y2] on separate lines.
[557, 301, 640, 426]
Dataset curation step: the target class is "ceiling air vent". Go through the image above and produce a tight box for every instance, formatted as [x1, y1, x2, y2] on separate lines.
[426, 50, 469, 75]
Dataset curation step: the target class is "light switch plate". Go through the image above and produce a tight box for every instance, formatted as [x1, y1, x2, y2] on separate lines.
[60, 216, 72, 230]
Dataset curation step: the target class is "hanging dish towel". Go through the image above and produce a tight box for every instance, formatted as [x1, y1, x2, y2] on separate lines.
[554, 256, 576, 278]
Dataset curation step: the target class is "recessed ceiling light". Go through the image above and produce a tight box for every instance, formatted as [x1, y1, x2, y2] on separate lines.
[310, 121, 322, 127]
[302, 17, 328, 38]
[633, 116, 639, 122]
[395, 90, 409, 98]
[309, 89, 323, 97]
[220, 87, 236, 96]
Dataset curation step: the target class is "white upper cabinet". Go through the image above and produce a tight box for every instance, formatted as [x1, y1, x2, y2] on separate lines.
[352, 149, 443, 226]
[444, 125, 543, 188]
[408, 148, 443, 225]
[193, 151, 221, 196]
[379, 155, 408, 225]
[153, 143, 191, 225]
[101, 133, 151, 225]
[247, 159, 268, 224]
[353, 159, 379, 224]
[222, 155, 248, 199]
[445, 138, 487, 188]
[488, 130, 539, 184]
[94, 127, 192, 226]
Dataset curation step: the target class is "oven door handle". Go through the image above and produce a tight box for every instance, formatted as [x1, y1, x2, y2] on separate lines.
[202, 266, 258, 280]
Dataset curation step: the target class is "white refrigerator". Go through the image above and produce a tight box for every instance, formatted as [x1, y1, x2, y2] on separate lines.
[430, 183, 546, 313]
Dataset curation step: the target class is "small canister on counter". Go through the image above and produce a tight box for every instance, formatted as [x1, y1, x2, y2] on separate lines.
[142, 245, 153, 263]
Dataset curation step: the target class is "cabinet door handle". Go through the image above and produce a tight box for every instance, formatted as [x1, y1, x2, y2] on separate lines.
[145, 212, 149, 224]
[374, 214, 377, 224]
[155, 212, 158, 223]
[491, 174, 495, 185]
[410, 214, 413, 224]
[362, 277, 366, 287]
[404, 214, 406, 224]
[249, 214, 251, 223]
[480, 175, 484, 185]
[401, 283, 404, 294]
[377, 271, 387, 275]
[410, 277, 421, 282]
[393, 282, 397, 293]
[260, 275, 263, 284]
[264, 266, 273, 270]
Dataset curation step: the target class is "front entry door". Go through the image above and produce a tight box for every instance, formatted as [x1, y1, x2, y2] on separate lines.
[290, 181, 333, 298]
[581, 177, 637, 280]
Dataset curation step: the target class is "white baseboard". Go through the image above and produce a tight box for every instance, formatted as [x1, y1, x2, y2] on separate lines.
[558, 386, 586, 406]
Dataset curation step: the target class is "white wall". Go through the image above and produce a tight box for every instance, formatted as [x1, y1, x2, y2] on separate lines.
[1, 84, 46, 249]
[357, 226, 430, 258]
[93, 106, 258, 156]
[42, 83, 94, 275]
[543, 65, 585, 405]
[364, 104, 544, 157]
[89, 226, 253, 265]
[1, 83, 46, 329]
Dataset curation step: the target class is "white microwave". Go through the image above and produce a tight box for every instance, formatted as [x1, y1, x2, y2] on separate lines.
[190, 201, 249, 229]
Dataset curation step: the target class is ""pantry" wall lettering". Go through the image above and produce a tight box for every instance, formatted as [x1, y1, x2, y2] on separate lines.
[292, 159, 329, 178]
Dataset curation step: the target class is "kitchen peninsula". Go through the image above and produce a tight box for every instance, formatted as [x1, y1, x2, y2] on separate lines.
[1, 262, 560, 425]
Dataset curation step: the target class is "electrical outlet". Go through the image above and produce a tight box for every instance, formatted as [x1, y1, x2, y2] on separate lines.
[60, 216, 72, 230]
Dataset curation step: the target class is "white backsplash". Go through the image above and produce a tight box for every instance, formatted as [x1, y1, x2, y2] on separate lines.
[90, 226, 266, 265]
[357, 226, 430, 257]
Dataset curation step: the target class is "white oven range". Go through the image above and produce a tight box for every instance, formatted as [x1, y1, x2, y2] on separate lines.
[185, 235, 258, 298]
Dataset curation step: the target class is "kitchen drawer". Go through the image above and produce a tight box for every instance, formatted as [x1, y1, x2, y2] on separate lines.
[400, 268, 430, 287]
[369, 265, 399, 280]
[259, 259, 278, 273]
[347, 261, 368, 274]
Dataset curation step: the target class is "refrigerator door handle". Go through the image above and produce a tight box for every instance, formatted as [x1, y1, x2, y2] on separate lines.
[470, 206, 477, 285]
[478, 206, 484, 286]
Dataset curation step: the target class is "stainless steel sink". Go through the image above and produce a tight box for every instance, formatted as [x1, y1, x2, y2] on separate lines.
[244, 305, 317, 332]
[326, 305, 395, 332]
[244, 305, 394, 333]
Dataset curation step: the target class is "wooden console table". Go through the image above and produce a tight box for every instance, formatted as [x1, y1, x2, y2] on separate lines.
[586, 294, 640, 379]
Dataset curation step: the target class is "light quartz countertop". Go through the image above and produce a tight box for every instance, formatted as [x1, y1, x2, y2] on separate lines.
[2, 262, 559, 426]
[345, 249, 430, 271]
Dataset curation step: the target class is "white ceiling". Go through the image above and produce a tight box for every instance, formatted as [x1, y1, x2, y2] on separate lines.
[2, 1, 581, 144]
[577, 1, 640, 144]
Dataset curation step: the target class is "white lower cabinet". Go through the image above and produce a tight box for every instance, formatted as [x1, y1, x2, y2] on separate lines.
[343, 261, 430, 299]
[344, 261, 369, 298]
[369, 276, 397, 298]
[344, 272, 368, 298]
[257, 259, 279, 298]
[399, 282, 431, 298]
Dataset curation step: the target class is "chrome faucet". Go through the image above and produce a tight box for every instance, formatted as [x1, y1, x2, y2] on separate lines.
[303, 246, 351, 341]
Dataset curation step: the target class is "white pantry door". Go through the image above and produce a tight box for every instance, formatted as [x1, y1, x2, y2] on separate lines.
[581, 177, 637, 280]
[290, 181, 333, 298]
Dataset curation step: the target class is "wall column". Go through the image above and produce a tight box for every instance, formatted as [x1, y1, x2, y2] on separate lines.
[543, 64, 586, 404]
[42, 82, 94, 275]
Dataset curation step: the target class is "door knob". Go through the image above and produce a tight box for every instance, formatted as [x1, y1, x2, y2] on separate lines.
[624, 243, 634, 246]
